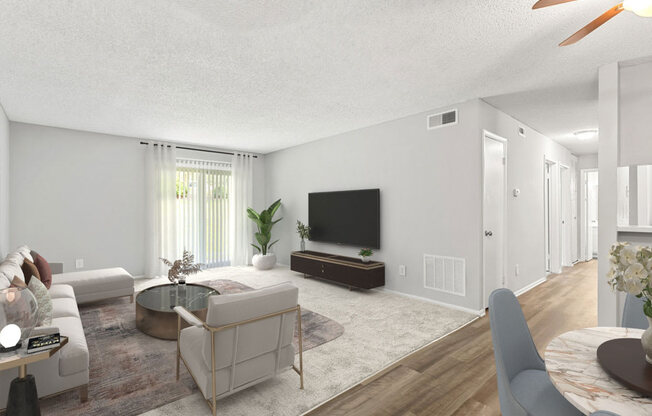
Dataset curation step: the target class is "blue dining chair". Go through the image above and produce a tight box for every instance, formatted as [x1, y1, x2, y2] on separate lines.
[489, 288, 582, 416]
[622, 293, 648, 329]
[590, 412, 619, 416]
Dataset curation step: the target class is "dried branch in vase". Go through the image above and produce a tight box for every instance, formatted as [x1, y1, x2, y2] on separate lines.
[160, 250, 203, 284]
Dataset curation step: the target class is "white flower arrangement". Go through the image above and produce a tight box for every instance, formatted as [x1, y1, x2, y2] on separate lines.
[608, 242, 652, 317]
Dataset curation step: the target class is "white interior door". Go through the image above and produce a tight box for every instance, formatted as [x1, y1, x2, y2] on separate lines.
[587, 171, 599, 259]
[560, 165, 571, 267]
[570, 163, 579, 263]
[483, 132, 506, 308]
[544, 162, 553, 272]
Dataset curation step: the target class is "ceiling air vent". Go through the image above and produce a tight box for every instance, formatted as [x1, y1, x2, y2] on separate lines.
[427, 109, 458, 130]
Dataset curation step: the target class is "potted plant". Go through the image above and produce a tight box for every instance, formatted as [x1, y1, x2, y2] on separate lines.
[296, 220, 311, 252]
[608, 242, 652, 363]
[359, 248, 373, 263]
[160, 250, 203, 285]
[247, 199, 283, 270]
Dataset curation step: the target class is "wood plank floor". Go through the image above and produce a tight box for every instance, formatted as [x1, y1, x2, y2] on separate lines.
[306, 260, 597, 416]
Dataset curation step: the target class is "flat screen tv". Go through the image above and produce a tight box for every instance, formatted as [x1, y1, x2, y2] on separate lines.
[308, 189, 380, 249]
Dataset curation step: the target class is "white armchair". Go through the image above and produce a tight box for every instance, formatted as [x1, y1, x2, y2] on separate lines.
[174, 282, 304, 416]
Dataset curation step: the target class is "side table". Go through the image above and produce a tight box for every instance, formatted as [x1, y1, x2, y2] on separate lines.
[0, 336, 69, 416]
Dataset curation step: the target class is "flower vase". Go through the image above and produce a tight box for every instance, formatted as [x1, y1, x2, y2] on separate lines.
[178, 275, 186, 285]
[643, 316, 652, 364]
[300, 239, 306, 252]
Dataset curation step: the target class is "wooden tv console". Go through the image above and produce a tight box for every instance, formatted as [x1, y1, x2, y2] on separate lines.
[290, 250, 385, 290]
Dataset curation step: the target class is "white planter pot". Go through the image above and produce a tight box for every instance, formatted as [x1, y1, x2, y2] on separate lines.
[252, 253, 277, 270]
[643, 316, 652, 364]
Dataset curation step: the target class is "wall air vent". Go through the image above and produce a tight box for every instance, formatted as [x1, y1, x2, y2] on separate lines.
[423, 254, 466, 296]
[427, 109, 458, 130]
[518, 126, 526, 137]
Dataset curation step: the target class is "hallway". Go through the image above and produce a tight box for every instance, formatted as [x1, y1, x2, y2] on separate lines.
[307, 260, 598, 416]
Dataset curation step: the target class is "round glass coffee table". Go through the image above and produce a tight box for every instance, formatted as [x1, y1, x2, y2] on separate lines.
[135, 283, 219, 340]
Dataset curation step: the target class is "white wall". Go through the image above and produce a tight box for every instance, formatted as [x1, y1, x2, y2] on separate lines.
[477, 101, 577, 290]
[0, 104, 9, 258]
[266, 99, 484, 312]
[265, 98, 576, 312]
[9, 122, 265, 275]
[619, 60, 652, 167]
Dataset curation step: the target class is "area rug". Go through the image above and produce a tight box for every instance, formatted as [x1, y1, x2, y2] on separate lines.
[138, 266, 477, 416]
[38, 279, 343, 416]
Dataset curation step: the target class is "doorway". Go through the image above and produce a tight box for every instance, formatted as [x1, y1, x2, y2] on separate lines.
[483, 131, 506, 308]
[581, 169, 599, 261]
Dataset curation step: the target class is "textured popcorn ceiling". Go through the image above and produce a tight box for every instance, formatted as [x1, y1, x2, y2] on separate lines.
[1, 1, 651, 154]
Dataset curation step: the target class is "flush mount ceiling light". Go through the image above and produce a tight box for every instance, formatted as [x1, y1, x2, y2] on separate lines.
[574, 129, 598, 140]
[533, 0, 652, 46]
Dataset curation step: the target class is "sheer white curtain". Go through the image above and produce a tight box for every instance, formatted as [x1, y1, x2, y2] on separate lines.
[229, 153, 254, 266]
[144, 143, 178, 277]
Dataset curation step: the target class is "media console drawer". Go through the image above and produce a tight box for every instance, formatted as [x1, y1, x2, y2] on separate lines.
[290, 251, 385, 290]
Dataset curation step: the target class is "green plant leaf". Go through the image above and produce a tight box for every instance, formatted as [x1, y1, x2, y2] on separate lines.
[267, 199, 282, 217]
[251, 244, 261, 253]
[268, 239, 279, 249]
[645, 299, 652, 318]
[256, 232, 270, 247]
[246, 208, 261, 220]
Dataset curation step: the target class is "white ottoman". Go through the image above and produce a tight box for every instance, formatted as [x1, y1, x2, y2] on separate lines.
[53, 267, 134, 304]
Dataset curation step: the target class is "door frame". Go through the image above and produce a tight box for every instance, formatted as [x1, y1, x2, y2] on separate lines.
[581, 168, 599, 261]
[544, 158, 556, 274]
[482, 130, 507, 309]
[559, 163, 571, 268]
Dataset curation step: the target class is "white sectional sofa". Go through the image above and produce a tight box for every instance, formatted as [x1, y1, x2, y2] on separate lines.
[0, 247, 135, 409]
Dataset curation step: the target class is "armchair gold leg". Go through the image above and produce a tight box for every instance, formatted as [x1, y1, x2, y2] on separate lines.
[297, 305, 304, 390]
[176, 315, 181, 381]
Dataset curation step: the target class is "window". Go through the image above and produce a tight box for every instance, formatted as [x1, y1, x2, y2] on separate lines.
[176, 159, 231, 267]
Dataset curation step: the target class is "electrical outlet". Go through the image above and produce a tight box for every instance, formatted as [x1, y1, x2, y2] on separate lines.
[75, 259, 84, 269]
[515, 264, 519, 276]
[398, 265, 406, 277]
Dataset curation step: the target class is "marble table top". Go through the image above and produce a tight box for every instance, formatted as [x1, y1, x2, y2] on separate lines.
[545, 327, 652, 416]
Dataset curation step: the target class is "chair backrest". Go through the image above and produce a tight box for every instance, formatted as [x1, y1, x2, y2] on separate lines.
[201, 283, 298, 374]
[622, 294, 648, 330]
[489, 288, 545, 416]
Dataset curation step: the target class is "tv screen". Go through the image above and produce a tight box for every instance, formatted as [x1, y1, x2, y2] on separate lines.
[308, 189, 380, 249]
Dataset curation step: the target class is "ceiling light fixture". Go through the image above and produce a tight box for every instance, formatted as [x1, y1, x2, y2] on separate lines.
[573, 129, 598, 140]
[623, 0, 652, 17]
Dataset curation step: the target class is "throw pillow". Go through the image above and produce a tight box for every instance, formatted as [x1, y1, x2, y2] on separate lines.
[30, 251, 52, 289]
[20, 259, 41, 285]
[16, 246, 34, 263]
[27, 277, 52, 327]
[9, 276, 27, 289]
[0, 256, 24, 282]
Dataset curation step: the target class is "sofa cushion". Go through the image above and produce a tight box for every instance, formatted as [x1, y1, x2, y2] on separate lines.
[50, 316, 89, 376]
[48, 284, 76, 300]
[51, 297, 79, 320]
[55, 268, 133, 296]
[21, 259, 41, 285]
[31, 251, 52, 289]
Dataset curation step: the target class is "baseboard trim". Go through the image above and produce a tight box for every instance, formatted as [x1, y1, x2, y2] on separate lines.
[513, 277, 547, 297]
[375, 288, 485, 316]
[299, 313, 482, 416]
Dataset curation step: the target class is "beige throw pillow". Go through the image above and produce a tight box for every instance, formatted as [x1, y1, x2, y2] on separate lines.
[28, 277, 52, 327]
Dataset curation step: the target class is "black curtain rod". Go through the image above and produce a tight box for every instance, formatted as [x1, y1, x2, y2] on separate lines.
[139, 141, 257, 158]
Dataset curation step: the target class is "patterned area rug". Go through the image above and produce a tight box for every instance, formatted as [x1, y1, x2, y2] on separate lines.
[39, 279, 343, 416]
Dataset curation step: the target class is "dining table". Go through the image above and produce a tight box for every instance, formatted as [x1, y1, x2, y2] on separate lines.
[545, 327, 652, 416]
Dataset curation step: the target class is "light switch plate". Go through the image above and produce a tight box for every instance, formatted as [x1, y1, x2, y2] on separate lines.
[75, 259, 84, 269]
[399, 265, 406, 277]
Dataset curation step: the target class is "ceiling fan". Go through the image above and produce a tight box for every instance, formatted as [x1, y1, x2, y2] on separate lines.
[533, 0, 652, 46]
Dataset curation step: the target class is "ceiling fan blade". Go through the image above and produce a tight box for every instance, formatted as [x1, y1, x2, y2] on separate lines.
[559, 3, 624, 46]
[532, 0, 577, 10]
